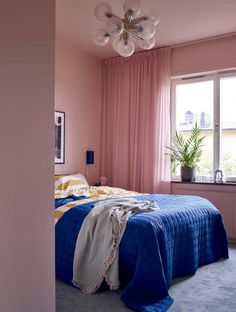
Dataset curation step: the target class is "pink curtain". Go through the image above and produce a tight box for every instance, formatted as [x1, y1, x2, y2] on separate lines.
[100, 48, 171, 194]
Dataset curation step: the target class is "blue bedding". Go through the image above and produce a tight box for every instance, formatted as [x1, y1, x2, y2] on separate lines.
[55, 194, 228, 312]
[55, 195, 87, 208]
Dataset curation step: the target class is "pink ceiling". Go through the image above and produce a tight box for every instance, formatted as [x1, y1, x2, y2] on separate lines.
[56, 0, 236, 59]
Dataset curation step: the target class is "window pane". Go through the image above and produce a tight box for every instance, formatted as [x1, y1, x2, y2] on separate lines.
[175, 80, 214, 177]
[220, 76, 236, 177]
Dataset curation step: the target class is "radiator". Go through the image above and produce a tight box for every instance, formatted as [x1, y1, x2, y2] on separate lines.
[171, 182, 236, 240]
[218, 192, 236, 239]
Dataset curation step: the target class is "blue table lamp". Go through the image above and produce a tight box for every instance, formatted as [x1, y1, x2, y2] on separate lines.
[86, 150, 94, 165]
[86, 150, 94, 179]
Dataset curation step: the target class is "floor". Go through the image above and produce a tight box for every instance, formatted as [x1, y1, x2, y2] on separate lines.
[56, 245, 236, 312]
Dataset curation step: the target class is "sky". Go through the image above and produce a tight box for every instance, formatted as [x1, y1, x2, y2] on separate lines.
[176, 76, 236, 128]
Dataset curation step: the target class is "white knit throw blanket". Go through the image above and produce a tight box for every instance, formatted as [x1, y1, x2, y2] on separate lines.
[72, 198, 159, 294]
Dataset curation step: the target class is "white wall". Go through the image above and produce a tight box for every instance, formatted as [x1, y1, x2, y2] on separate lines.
[0, 1, 55, 311]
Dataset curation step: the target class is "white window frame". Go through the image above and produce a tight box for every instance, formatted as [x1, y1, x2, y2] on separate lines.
[171, 71, 236, 181]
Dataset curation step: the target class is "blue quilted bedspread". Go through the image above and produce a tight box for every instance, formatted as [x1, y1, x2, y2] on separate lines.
[55, 194, 228, 312]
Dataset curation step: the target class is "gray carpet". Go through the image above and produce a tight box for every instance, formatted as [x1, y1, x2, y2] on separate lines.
[56, 245, 236, 312]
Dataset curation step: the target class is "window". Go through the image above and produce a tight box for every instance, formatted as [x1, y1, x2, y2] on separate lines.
[171, 72, 236, 182]
[220, 76, 236, 178]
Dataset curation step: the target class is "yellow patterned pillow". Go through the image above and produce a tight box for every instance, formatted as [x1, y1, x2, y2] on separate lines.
[55, 174, 89, 193]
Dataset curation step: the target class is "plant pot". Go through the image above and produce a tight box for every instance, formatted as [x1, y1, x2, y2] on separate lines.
[181, 166, 196, 182]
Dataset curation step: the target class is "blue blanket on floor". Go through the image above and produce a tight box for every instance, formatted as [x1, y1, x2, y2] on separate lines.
[55, 194, 228, 312]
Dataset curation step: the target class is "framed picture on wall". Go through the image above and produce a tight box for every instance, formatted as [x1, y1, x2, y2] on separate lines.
[55, 111, 65, 164]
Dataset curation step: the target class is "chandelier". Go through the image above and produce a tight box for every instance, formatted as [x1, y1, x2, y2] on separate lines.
[93, 0, 160, 57]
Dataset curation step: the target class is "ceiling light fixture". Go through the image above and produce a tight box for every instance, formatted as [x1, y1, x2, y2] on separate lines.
[93, 0, 160, 57]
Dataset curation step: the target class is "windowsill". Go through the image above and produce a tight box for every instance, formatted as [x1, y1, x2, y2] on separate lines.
[171, 180, 236, 186]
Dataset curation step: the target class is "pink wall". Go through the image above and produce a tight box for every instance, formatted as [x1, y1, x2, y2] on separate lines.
[171, 33, 236, 76]
[0, 1, 55, 312]
[54, 33, 236, 187]
[55, 37, 101, 185]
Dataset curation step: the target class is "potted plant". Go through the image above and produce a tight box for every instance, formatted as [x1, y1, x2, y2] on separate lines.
[166, 123, 205, 182]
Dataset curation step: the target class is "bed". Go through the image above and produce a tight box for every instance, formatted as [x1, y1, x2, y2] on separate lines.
[55, 174, 228, 312]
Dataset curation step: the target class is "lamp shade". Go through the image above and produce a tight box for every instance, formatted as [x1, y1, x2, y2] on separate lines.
[86, 150, 94, 165]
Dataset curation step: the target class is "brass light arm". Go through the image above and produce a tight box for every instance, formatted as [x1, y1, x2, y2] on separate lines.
[127, 25, 143, 32]
[128, 31, 144, 41]
[106, 12, 128, 21]
[123, 11, 133, 28]
[131, 16, 147, 24]
[122, 30, 130, 43]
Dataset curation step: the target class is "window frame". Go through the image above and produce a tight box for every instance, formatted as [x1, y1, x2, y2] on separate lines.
[171, 71, 236, 181]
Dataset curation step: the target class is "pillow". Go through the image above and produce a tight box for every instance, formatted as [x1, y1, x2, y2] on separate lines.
[73, 173, 89, 187]
[55, 173, 89, 193]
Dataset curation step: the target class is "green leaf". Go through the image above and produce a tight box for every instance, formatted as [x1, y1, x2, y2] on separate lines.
[166, 122, 205, 172]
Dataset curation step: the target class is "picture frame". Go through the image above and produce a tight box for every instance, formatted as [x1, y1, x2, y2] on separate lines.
[55, 111, 65, 164]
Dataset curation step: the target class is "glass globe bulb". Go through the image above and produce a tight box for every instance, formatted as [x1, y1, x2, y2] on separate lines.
[143, 9, 160, 26]
[138, 36, 156, 50]
[93, 29, 109, 46]
[123, 0, 141, 17]
[116, 39, 135, 57]
[106, 16, 124, 36]
[113, 36, 122, 52]
[138, 20, 155, 40]
[94, 2, 112, 21]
